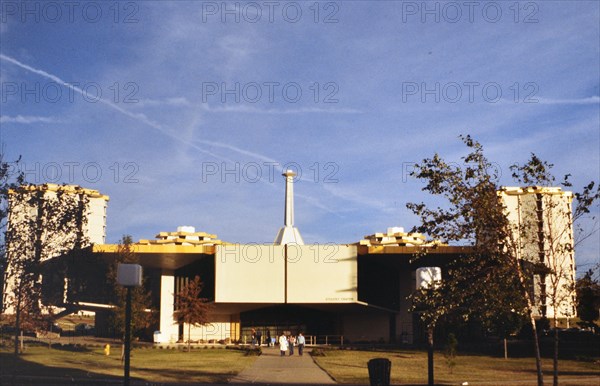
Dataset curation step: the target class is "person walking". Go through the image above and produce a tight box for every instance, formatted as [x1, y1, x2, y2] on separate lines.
[279, 333, 288, 356]
[297, 332, 305, 356]
[288, 335, 296, 355]
[256, 329, 262, 347]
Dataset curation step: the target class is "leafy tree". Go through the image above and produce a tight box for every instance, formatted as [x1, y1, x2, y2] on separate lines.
[407, 135, 543, 385]
[0, 152, 24, 313]
[173, 275, 212, 352]
[576, 269, 600, 329]
[510, 156, 599, 386]
[4, 184, 89, 355]
[107, 235, 154, 340]
[408, 136, 599, 386]
[410, 264, 448, 385]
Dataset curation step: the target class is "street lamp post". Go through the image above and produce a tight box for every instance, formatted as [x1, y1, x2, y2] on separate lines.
[416, 267, 442, 386]
[117, 264, 142, 386]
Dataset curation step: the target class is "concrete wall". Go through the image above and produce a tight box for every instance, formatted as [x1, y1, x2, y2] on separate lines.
[157, 270, 178, 343]
[215, 244, 285, 302]
[86, 197, 107, 244]
[287, 245, 357, 303]
[214, 244, 358, 304]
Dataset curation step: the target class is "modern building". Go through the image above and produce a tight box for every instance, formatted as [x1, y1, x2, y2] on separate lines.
[88, 225, 464, 344]
[4, 178, 577, 343]
[498, 186, 577, 319]
[68, 171, 466, 344]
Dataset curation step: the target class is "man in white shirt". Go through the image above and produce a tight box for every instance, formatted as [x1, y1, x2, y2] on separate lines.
[279, 333, 288, 356]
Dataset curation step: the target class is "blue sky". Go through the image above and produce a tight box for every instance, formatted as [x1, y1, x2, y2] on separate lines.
[1, 1, 598, 273]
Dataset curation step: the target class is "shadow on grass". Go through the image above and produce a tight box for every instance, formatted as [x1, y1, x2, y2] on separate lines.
[517, 367, 600, 377]
[0, 350, 245, 385]
[556, 370, 600, 376]
[133, 365, 232, 383]
[320, 362, 366, 369]
[49, 343, 93, 352]
[0, 352, 127, 385]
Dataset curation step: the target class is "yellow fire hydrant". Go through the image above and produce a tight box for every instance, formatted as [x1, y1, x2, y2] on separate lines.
[104, 344, 110, 356]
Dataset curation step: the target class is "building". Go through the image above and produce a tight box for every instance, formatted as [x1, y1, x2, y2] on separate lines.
[88, 226, 464, 344]
[4, 178, 578, 343]
[2, 184, 108, 314]
[7, 183, 109, 248]
[498, 186, 577, 319]
[72, 172, 465, 344]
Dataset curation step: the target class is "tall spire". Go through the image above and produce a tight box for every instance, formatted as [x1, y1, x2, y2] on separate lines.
[274, 170, 304, 245]
[283, 170, 295, 226]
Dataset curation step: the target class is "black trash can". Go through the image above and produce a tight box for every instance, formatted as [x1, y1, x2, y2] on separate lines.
[368, 358, 391, 386]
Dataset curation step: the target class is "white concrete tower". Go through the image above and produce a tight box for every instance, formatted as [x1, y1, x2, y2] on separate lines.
[274, 170, 304, 245]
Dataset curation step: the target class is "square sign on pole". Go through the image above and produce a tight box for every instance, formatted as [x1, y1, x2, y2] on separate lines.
[117, 263, 142, 386]
[117, 264, 142, 287]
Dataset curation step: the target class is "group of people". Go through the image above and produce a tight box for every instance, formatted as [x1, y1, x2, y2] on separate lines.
[249, 329, 305, 356]
[278, 332, 305, 356]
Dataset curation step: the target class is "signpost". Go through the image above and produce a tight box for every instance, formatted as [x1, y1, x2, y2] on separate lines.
[117, 264, 142, 386]
[416, 267, 441, 386]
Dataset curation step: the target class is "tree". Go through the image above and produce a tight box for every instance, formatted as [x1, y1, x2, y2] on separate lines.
[407, 135, 543, 385]
[173, 275, 212, 352]
[4, 184, 89, 355]
[444, 333, 458, 374]
[576, 269, 600, 330]
[0, 152, 24, 314]
[106, 235, 154, 340]
[410, 269, 448, 386]
[510, 156, 599, 386]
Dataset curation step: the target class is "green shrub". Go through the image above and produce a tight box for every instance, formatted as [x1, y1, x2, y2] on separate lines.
[311, 348, 327, 357]
[245, 348, 262, 356]
[444, 333, 458, 374]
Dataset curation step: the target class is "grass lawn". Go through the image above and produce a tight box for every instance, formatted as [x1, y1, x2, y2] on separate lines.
[0, 344, 258, 384]
[312, 349, 600, 385]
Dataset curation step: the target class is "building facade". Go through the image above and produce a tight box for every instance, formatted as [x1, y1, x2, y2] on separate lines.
[91, 229, 463, 344]
[2, 184, 108, 314]
[499, 186, 577, 319]
[3, 179, 578, 342]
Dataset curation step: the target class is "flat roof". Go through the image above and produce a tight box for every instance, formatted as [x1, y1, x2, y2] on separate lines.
[357, 245, 472, 255]
[92, 244, 215, 270]
[89, 243, 472, 270]
[9, 183, 109, 200]
[498, 186, 572, 197]
[211, 301, 397, 315]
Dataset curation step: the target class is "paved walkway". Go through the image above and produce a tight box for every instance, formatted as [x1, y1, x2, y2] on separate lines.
[229, 346, 336, 384]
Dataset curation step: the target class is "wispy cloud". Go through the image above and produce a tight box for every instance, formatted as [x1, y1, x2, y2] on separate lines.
[133, 97, 192, 108]
[200, 104, 363, 114]
[322, 183, 393, 213]
[536, 96, 600, 105]
[0, 115, 57, 124]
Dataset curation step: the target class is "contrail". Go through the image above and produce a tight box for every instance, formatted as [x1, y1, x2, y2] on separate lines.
[0, 54, 292, 169]
[196, 139, 280, 165]
[1, 53, 339, 213]
[0, 53, 226, 160]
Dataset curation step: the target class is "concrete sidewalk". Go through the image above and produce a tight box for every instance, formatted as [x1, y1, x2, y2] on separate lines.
[229, 346, 336, 384]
